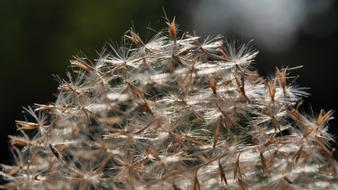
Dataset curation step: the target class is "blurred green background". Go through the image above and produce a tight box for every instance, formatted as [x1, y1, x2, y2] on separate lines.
[0, 0, 337, 163]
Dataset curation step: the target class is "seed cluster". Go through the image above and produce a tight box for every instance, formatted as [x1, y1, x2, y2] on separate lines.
[1, 19, 337, 190]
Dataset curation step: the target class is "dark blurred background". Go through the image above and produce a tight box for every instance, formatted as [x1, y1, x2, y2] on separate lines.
[0, 0, 337, 163]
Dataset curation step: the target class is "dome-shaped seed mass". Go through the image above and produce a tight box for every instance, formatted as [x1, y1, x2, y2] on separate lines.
[1, 18, 337, 190]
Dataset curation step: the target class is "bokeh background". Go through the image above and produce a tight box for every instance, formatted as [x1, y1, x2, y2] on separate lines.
[0, 0, 337, 164]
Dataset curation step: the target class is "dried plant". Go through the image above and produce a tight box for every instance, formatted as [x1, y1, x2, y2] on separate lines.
[1, 18, 337, 190]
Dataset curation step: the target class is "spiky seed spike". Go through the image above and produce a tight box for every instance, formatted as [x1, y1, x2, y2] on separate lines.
[316, 109, 334, 126]
[166, 17, 177, 43]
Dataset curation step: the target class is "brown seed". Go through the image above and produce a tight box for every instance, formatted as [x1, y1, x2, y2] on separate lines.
[277, 67, 287, 93]
[219, 46, 229, 60]
[303, 125, 314, 138]
[166, 17, 177, 42]
[293, 146, 303, 164]
[213, 125, 221, 149]
[234, 153, 243, 179]
[266, 150, 278, 167]
[267, 80, 276, 101]
[218, 159, 228, 185]
[126, 30, 144, 46]
[287, 106, 305, 123]
[208, 78, 217, 95]
[316, 109, 333, 126]
[15, 120, 40, 131]
[260, 152, 268, 174]
[49, 144, 65, 162]
[283, 176, 293, 184]
[138, 99, 154, 115]
[148, 145, 160, 161]
[126, 81, 143, 99]
[192, 110, 205, 122]
[10, 137, 30, 147]
[34, 104, 56, 111]
[70, 56, 95, 72]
